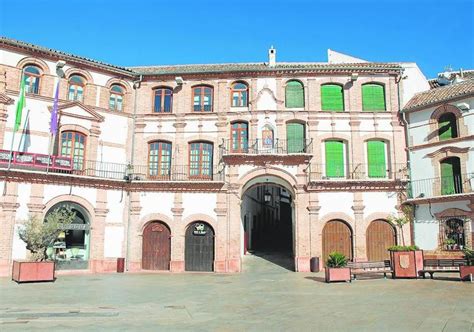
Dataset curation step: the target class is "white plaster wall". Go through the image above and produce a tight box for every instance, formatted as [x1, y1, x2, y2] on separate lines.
[358, 119, 375, 133]
[11, 224, 27, 260]
[182, 193, 217, 220]
[333, 119, 351, 132]
[363, 192, 398, 218]
[399, 63, 430, 107]
[256, 78, 277, 111]
[43, 185, 97, 208]
[16, 183, 31, 221]
[139, 192, 174, 220]
[100, 113, 129, 145]
[97, 146, 127, 165]
[106, 190, 125, 223]
[317, 119, 332, 133]
[318, 192, 353, 217]
[414, 200, 470, 250]
[104, 226, 124, 257]
[183, 121, 201, 137]
[201, 120, 218, 133]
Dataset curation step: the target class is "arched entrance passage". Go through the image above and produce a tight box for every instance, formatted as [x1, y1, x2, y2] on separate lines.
[45, 201, 91, 270]
[142, 221, 171, 270]
[322, 220, 353, 266]
[185, 222, 215, 272]
[366, 219, 396, 261]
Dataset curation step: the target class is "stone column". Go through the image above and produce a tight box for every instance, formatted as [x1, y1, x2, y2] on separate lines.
[307, 192, 321, 268]
[91, 189, 109, 272]
[127, 191, 142, 272]
[226, 165, 241, 272]
[27, 183, 45, 218]
[214, 191, 228, 272]
[352, 193, 366, 262]
[294, 183, 311, 272]
[0, 181, 19, 276]
[170, 192, 184, 272]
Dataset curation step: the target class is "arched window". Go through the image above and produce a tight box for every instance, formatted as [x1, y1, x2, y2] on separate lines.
[148, 141, 172, 179]
[362, 83, 385, 111]
[231, 122, 248, 153]
[325, 140, 345, 178]
[189, 142, 213, 179]
[438, 113, 458, 140]
[440, 157, 462, 195]
[60, 131, 86, 170]
[285, 80, 304, 108]
[23, 65, 41, 94]
[153, 87, 173, 113]
[366, 140, 387, 178]
[231, 82, 248, 107]
[109, 84, 125, 111]
[68, 75, 86, 102]
[321, 84, 344, 111]
[193, 86, 213, 112]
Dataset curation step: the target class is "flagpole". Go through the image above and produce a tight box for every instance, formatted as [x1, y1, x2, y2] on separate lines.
[7, 130, 15, 171]
[47, 80, 60, 174]
[7, 70, 25, 171]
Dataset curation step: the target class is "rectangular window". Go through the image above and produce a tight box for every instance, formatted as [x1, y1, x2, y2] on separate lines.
[189, 142, 213, 178]
[362, 84, 385, 111]
[149, 142, 172, 178]
[231, 123, 248, 153]
[286, 123, 305, 153]
[367, 140, 387, 178]
[61, 131, 85, 170]
[325, 140, 345, 178]
[321, 85, 344, 111]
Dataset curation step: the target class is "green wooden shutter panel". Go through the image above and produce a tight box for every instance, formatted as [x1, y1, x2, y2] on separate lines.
[325, 141, 344, 177]
[321, 85, 344, 111]
[367, 140, 386, 178]
[362, 84, 385, 111]
[286, 81, 304, 108]
[287, 123, 305, 153]
[438, 113, 457, 140]
[441, 160, 455, 195]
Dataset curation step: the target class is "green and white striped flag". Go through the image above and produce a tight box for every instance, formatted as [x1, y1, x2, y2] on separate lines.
[14, 75, 26, 132]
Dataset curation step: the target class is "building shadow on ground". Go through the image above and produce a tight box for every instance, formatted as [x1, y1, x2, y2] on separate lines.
[249, 250, 295, 271]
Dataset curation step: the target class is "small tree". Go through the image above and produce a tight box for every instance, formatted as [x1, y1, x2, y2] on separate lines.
[18, 207, 76, 261]
[387, 204, 413, 247]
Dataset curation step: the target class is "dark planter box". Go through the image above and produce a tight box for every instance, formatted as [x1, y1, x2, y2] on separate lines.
[390, 250, 424, 278]
[12, 261, 55, 283]
[460, 265, 474, 281]
[325, 267, 351, 283]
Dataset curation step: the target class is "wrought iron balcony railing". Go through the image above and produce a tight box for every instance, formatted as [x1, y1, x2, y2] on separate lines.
[408, 173, 474, 199]
[307, 163, 408, 181]
[221, 139, 313, 155]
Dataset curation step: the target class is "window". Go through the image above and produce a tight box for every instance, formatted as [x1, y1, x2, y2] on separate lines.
[148, 141, 172, 179]
[189, 142, 213, 179]
[193, 86, 213, 112]
[153, 88, 173, 113]
[362, 83, 385, 111]
[231, 82, 248, 107]
[61, 131, 86, 170]
[23, 65, 41, 94]
[321, 84, 344, 111]
[444, 218, 465, 248]
[262, 125, 274, 149]
[367, 140, 387, 178]
[286, 123, 305, 153]
[438, 113, 458, 140]
[285, 80, 304, 108]
[325, 140, 345, 178]
[109, 84, 124, 111]
[231, 122, 248, 153]
[68, 75, 86, 102]
[440, 157, 462, 195]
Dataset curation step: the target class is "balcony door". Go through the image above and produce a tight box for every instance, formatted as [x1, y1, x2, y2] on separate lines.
[189, 142, 213, 179]
[286, 123, 305, 153]
[440, 157, 462, 195]
[231, 122, 248, 153]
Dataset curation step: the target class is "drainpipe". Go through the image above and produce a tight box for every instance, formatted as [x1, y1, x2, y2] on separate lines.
[125, 74, 142, 272]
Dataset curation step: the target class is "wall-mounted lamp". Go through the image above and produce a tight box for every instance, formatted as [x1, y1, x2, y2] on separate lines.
[264, 190, 272, 203]
[56, 60, 66, 78]
[175, 76, 184, 85]
[350, 73, 359, 81]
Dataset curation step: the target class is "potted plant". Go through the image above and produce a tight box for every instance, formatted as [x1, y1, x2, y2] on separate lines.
[325, 252, 351, 283]
[444, 238, 456, 250]
[460, 247, 474, 282]
[12, 207, 75, 283]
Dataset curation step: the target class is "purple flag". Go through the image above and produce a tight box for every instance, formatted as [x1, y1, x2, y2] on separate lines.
[50, 82, 59, 134]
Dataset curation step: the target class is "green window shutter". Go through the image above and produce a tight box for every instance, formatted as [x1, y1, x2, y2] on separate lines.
[287, 123, 305, 153]
[367, 140, 386, 178]
[362, 84, 386, 111]
[321, 85, 344, 111]
[438, 113, 458, 140]
[285, 81, 304, 108]
[325, 140, 344, 177]
[440, 160, 455, 195]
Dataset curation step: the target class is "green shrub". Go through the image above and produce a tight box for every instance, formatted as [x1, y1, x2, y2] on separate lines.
[387, 245, 420, 252]
[326, 252, 348, 268]
[463, 247, 474, 266]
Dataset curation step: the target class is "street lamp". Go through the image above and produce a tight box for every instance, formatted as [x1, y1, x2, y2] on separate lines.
[264, 190, 272, 203]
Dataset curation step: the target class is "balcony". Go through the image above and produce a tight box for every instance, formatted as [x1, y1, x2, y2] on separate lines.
[0, 150, 224, 182]
[408, 173, 474, 200]
[221, 139, 313, 155]
[307, 163, 408, 182]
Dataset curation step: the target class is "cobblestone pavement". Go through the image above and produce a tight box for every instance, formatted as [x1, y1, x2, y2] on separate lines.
[1, 254, 473, 331]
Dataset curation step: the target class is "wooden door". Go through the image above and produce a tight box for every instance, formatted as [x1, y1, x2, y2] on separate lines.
[322, 220, 352, 265]
[366, 220, 396, 261]
[185, 222, 214, 272]
[142, 222, 171, 270]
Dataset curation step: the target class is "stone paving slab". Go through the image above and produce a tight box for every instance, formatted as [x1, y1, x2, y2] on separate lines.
[0, 255, 473, 331]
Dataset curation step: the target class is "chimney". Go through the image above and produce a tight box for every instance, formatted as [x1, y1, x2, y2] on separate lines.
[268, 46, 276, 67]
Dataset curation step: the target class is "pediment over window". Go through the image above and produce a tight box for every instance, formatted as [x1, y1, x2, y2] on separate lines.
[435, 208, 470, 219]
[425, 146, 470, 158]
[48, 101, 104, 123]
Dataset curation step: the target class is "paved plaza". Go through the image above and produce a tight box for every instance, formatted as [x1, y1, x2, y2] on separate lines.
[0, 254, 473, 331]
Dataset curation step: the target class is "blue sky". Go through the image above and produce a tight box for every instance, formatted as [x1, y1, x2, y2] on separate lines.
[1, 0, 472, 78]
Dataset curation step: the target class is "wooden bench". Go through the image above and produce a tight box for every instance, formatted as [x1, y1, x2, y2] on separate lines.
[418, 259, 467, 279]
[348, 260, 393, 280]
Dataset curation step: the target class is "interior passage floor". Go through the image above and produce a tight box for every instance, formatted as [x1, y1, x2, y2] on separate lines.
[1, 255, 473, 331]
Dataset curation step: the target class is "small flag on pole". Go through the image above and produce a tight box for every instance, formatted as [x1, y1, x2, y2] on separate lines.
[14, 74, 26, 132]
[50, 82, 60, 134]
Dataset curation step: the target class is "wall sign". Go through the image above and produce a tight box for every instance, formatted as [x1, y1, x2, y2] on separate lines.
[193, 223, 207, 236]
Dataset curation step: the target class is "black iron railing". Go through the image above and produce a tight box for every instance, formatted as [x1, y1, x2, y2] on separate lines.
[408, 173, 474, 199]
[221, 139, 313, 155]
[307, 163, 408, 181]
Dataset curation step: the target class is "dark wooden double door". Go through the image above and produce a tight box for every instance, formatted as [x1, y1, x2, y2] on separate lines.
[185, 222, 215, 272]
[366, 220, 396, 261]
[142, 222, 171, 270]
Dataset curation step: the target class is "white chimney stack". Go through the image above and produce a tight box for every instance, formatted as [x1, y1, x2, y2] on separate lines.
[268, 46, 276, 67]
